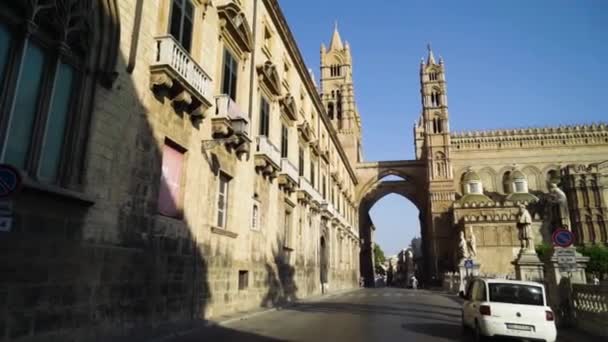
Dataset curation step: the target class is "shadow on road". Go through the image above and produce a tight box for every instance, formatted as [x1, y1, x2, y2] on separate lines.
[401, 323, 467, 341]
[290, 301, 461, 322]
[166, 324, 287, 342]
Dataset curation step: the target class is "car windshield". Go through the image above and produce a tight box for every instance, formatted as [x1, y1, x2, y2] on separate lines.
[488, 283, 544, 306]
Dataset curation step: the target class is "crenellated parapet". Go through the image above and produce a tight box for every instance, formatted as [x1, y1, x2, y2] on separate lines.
[451, 123, 608, 150]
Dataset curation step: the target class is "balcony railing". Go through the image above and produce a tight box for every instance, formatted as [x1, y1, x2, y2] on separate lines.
[151, 35, 212, 109]
[298, 176, 323, 205]
[280, 158, 299, 183]
[214, 94, 250, 136]
[256, 136, 282, 169]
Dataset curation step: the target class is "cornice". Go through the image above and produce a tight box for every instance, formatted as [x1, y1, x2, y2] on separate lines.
[262, 0, 358, 185]
[450, 123, 608, 150]
[452, 123, 608, 139]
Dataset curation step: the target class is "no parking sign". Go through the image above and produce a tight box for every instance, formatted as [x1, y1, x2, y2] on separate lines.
[552, 229, 574, 248]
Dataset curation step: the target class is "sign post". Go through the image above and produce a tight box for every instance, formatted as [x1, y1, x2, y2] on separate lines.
[552, 228, 576, 275]
[464, 259, 474, 278]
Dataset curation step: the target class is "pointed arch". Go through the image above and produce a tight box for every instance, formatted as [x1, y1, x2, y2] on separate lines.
[521, 166, 542, 191]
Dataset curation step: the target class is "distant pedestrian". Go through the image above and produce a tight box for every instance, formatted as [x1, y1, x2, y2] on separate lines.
[593, 275, 600, 286]
[411, 276, 418, 290]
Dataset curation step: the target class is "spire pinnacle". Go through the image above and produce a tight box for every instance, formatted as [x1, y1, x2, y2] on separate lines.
[426, 42, 436, 65]
[329, 21, 344, 50]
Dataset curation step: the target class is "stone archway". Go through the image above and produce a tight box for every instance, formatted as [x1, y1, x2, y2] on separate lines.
[355, 160, 430, 287]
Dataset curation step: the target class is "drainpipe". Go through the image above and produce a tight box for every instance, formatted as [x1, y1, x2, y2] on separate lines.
[247, 0, 259, 119]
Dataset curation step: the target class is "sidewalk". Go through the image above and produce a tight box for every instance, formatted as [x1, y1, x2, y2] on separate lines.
[558, 328, 607, 342]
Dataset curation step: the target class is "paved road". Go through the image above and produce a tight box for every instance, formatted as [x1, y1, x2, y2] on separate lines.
[167, 287, 588, 342]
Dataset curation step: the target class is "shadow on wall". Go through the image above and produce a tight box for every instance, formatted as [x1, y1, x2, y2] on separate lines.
[261, 237, 299, 308]
[0, 27, 279, 341]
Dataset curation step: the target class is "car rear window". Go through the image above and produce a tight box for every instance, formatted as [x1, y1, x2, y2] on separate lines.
[488, 283, 544, 306]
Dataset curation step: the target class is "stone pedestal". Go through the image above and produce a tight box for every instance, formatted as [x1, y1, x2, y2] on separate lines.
[514, 248, 545, 282]
[458, 259, 480, 292]
[543, 247, 590, 327]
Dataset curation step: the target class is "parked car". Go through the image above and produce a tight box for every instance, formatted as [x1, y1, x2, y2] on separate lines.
[460, 278, 557, 342]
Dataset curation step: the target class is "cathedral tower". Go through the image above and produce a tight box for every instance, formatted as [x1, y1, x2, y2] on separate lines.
[416, 45, 457, 276]
[320, 23, 363, 164]
[418, 44, 453, 180]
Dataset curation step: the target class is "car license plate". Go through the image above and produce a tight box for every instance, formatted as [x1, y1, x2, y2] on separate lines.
[506, 323, 533, 331]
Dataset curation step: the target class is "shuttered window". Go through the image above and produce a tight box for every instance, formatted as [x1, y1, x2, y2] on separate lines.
[158, 142, 185, 218]
[217, 173, 230, 228]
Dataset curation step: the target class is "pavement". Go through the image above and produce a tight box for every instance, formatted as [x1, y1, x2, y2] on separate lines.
[159, 287, 598, 342]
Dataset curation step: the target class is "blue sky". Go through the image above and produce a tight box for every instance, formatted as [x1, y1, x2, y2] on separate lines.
[279, 0, 608, 256]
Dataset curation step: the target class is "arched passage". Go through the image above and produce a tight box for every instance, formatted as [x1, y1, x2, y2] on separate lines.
[355, 163, 428, 287]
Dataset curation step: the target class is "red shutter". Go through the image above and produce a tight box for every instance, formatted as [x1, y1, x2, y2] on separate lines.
[158, 143, 184, 217]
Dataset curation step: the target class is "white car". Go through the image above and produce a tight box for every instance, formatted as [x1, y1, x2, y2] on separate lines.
[460, 278, 557, 342]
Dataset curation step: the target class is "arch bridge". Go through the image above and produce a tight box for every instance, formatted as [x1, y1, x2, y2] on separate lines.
[355, 160, 430, 287]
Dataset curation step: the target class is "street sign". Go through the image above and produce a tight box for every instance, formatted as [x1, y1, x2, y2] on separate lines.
[0, 164, 22, 198]
[552, 229, 574, 248]
[464, 259, 474, 270]
[555, 247, 577, 273]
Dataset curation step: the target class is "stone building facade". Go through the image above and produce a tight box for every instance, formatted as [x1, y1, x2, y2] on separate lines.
[353, 45, 608, 283]
[0, 0, 360, 340]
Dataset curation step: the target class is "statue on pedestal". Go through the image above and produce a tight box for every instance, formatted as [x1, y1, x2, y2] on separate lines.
[467, 227, 477, 258]
[547, 183, 570, 231]
[458, 230, 468, 260]
[517, 204, 534, 251]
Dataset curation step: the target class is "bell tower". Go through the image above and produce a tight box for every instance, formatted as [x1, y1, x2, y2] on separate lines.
[418, 44, 453, 180]
[416, 44, 457, 278]
[320, 23, 363, 164]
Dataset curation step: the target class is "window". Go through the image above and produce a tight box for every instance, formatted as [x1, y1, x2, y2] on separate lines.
[310, 161, 315, 187]
[169, 0, 194, 52]
[322, 176, 327, 199]
[298, 147, 304, 176]
[284, 210, 292, 248]
[251, 203, 259, 230]
[263, 26, 273, 54]
[330, 64, 341, 77]
[158, 141, 185, 218]
[217, 172, 231, 228]
[489, 283, 544, 306]
[0, 26, 78, 184]
[238, 270, 249, 290]
[327, 102, 334, 120]
[222, 48, 238, 101]
[281, 124, 288, 158]
[259, 97, 270, 136]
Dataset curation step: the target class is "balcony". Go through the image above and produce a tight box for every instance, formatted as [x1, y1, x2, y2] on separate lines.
[321, 201, 338, 220]
[255, 136, 282, 177]
[150, 35, 212, 116]
[297, 121, 314, 142]
[209, 94, 251, 156]
[280, 94, 298, 122]
[278, 158, 299, 192]
[297, 176, 323, 206]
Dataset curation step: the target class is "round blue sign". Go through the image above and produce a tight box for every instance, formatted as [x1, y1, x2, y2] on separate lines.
[0, 164, 22, 198]
[464, 259, 474, 269]
[552, 229, 574, 248]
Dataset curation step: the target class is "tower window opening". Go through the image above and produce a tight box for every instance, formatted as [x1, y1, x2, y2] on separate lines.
[328, 102, 334, 120]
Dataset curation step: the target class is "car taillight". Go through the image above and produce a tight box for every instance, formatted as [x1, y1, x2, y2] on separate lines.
[479, 305, 491, 316]
[546, 310, 554, 321]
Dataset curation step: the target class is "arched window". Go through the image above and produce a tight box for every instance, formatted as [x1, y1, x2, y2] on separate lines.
[0, 1, 118, 186]
[435, 152, 446, 178]
[502, 171, 512, 193]
[327, 102, 334, 120]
